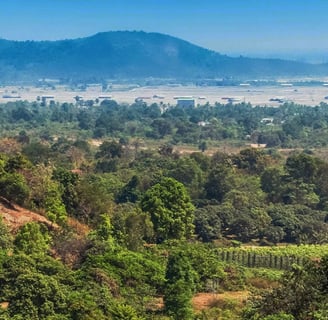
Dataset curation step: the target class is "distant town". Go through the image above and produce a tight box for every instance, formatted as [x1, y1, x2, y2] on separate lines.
[1, 78, 328, 107]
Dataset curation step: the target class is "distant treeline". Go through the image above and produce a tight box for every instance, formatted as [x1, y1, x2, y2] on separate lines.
[2, 99, 328, 149]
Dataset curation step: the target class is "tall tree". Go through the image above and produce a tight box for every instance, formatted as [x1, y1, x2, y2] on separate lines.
[164, 250, 196, 320]
[141, 177, 195, 243]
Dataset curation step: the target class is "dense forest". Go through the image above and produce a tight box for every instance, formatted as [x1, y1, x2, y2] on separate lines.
[1, 98, 328, 319]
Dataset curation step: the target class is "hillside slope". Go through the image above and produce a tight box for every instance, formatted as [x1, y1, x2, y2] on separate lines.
[0, 197, 56, 231]
[0, 31, 327, 81]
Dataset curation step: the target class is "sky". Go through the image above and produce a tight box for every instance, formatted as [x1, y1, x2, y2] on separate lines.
[1, 0, 328, 61]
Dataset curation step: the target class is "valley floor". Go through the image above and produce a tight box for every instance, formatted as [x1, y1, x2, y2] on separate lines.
[1, 83, 328, 106]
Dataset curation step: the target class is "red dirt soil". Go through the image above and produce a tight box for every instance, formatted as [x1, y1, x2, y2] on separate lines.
[192, 291, 249, 311]
[0, 197, 57, 231]
[149, 291, 249, 312]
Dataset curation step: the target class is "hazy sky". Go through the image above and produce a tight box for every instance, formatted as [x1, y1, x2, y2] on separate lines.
[1, 0, 328, 59]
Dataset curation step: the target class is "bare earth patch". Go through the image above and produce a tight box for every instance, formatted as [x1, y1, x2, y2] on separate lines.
[192, 291, 249, 311]
[0, 197, 57, 231]
[148, 291, 249, 312]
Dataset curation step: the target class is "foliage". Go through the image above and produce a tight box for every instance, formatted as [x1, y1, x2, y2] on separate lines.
[164, 249, 196, 320]
[243, 258, 328, 319]
[0, 217, 13, 250]
[204, 163, 234, 202]
[53, 167, 79, 215]
[3, 99, 328, 319]
[14, 222, 50, 256]
[110, 303, 143, 320]
[74, 174, 117, 224]
[0, 172, 29, 205]
[24, 164, 67, 224]
[194, 206, 222, 242]
[8, 272, 68, 319]
[111, 203, 154, 250]
[141, 177, 195, 243]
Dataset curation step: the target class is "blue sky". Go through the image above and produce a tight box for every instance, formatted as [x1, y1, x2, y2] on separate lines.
[1, 0, 328, 59]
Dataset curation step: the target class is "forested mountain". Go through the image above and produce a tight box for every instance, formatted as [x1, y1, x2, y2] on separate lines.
[0, 31, 327, 81]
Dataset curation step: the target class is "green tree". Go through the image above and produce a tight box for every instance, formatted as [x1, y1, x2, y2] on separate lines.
[75, 174, 116, 224]
[198, 141, 207, 153]
[116, 175, 140, 204]
[110, 303, 142, 320]
[158, 144, 174, 156]
[234, 148, 268, 174]
[204, 164, 234, 202]
[282, 180, 320, 208]
[67, 290, 106, 320]
[140, 177, 195, 243]
[111, 203, 154, 250]
[261, 167, 284, 203]
[96, 140, 123, 159]
[8, 273, 68, 320]
[149, 118, 172, 138]
[22, 142, 52, 164]
[53, 167, 79, 215]
[315, 162, 328, 208]
[194, 206, 222, 242]
[243, 262, 325, 319]
[230, 208, 271, 242]
[0, 172, 29, 205]
[267, 204, 302, 243]
[0, 216, 13, 250]
[26, 164, 67, 224]
[4, 154, 31, 173]
[189, 152, 210, 172]
[164, 250, 196, 320]
[43, 183, 67, 225]
[95, 140, 124, 173]
[168, 156, 204, 199]
[285, 153, 321, 184]
[14, 222, 50, 256]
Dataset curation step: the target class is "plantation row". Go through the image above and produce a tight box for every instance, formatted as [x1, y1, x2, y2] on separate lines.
[216, 244, 328, 269]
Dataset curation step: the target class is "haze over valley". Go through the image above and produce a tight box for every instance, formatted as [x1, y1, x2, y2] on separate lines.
[0, 31, 328, 82]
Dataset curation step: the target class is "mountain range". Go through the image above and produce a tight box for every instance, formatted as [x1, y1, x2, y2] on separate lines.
[0, 31, 327, 82]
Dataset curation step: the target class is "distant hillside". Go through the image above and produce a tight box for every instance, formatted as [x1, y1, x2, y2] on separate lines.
[0, 31, 327, 81]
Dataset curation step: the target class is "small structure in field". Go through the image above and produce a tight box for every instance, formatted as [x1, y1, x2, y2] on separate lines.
[177, 98, 195, 108]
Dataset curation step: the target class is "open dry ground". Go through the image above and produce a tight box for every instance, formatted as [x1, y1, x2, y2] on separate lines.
[150, 291, 249, 312]
[0, 197, 56, 231]
[1, 83, 328, 106]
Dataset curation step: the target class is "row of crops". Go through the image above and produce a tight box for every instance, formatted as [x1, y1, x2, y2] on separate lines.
[215, 244, 328, 270]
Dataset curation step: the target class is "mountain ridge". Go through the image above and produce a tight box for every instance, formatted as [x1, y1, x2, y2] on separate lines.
[0, 30, 327, 81]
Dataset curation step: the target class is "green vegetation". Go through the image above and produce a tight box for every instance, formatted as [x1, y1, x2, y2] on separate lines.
[164, 249, 196, 320]
[141, 177, 195, 243]
[1, 99, 328, 318]
[3, 98, 328, 150]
